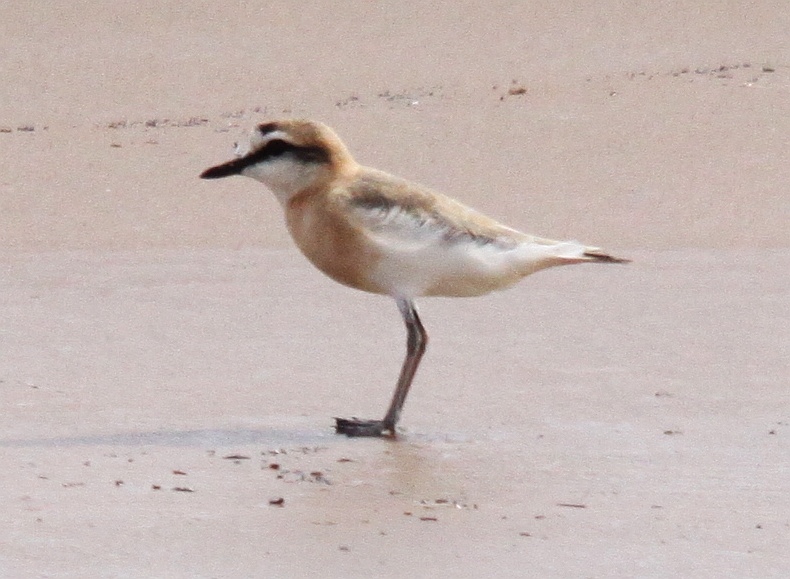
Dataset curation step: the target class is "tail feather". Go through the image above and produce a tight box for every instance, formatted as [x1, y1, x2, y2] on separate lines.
[583, 249, 631, 264]
[546, 240, 631, 265]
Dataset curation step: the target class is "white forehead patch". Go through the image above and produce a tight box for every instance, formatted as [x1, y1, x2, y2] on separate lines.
[233, 140, 249, 158]
[232, 128, 293, 158]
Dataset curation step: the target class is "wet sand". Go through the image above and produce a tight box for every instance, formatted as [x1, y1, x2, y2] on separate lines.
[2, 2, 789, 577]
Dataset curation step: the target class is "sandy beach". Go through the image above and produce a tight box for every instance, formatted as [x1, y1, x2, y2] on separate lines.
[2, 2, 789, 577]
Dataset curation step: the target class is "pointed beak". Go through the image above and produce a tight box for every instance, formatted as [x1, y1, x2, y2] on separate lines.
[200, 157, 249, 179]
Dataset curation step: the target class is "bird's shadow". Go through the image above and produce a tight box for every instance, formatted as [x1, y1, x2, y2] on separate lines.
[0, 426, 339, 449]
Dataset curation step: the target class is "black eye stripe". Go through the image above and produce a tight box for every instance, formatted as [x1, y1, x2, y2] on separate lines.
[200, 134, 331, 179]
[241, 138, 331, 167]
[265, 139, 291, 156]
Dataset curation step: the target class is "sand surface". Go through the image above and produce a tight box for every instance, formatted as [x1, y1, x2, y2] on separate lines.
[2, 2, 789, 577]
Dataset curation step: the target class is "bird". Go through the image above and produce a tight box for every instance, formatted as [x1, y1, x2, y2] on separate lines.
[200, 119, 628, 437]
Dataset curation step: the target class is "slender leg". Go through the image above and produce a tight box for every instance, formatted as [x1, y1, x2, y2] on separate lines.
[381, 299, 428, 431]
[335, 298, 428, 437]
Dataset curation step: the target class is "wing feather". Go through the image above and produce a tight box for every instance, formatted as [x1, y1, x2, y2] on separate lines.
[340, 169, 527, 250]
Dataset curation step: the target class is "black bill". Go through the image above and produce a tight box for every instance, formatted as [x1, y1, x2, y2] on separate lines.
[200, 157, 250, 179]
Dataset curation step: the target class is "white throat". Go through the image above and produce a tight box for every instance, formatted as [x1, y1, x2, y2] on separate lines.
[241, 157, 326, 206]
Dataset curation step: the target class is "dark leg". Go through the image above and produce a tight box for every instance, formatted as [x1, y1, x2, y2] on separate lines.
[335, 298, 428, 437]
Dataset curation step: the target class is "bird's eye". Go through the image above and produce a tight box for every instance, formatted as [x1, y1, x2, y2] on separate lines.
[266, 139, 291, 157]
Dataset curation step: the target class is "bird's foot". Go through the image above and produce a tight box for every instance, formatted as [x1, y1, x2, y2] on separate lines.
[334, 417, 395, 437]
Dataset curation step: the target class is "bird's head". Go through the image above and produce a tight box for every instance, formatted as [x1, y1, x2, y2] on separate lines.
[201, 119, 358, 203]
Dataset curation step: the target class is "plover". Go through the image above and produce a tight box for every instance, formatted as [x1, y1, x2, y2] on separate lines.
[201, 119, 628, 436]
